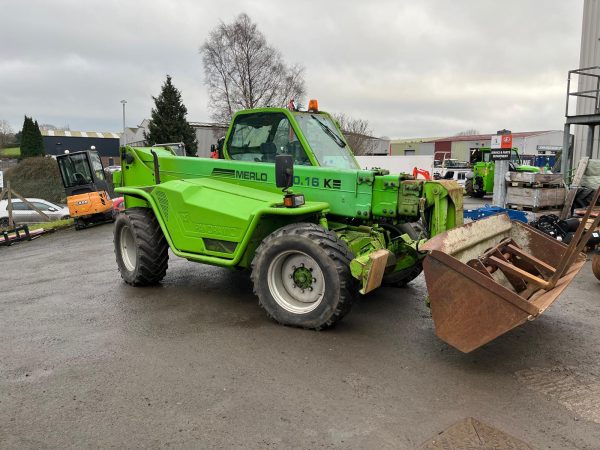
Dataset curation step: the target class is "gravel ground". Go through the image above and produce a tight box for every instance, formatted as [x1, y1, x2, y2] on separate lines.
[1, 217, 600, 449]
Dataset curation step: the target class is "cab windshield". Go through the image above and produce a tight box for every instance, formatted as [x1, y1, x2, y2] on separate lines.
[58, 153, 94, 187]
[293, 113, 359, 170]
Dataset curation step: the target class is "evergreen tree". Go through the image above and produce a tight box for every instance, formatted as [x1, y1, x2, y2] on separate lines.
[19, 116, 45, 158]
[145, 75, 198, 156]
[20, 116, 33, 158]
[33, 120, 45, 156]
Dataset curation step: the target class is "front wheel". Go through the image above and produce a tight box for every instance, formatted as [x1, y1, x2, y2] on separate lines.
[251, 223, 357, 330]
[467, 178, 485, 198]
[114, 208, 169, 286]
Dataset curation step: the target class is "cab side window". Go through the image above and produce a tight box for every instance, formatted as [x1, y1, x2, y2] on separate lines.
[227, 112, 310, 165]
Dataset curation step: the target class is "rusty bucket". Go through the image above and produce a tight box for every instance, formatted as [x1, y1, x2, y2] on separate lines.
[421, 188, 600, 353]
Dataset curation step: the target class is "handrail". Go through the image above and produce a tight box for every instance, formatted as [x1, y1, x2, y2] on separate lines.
[565, 66, 600, 117]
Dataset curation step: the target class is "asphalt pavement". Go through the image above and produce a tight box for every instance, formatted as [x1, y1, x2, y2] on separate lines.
[1, 216, 600, 449]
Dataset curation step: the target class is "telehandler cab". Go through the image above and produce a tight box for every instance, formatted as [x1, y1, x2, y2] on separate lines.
[113, 101, 593, 352]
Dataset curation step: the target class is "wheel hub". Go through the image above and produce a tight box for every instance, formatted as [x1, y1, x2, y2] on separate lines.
[267, 251, 325, 314]
[120, 225, 137, 272]
[293, 265, 314, 290]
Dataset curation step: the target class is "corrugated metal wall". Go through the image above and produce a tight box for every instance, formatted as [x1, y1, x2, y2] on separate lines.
[574, 0, 600, 161]
[451, 141, 470, 162]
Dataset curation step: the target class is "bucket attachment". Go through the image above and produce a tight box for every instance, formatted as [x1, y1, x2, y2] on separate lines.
[421, 188, 600, 353]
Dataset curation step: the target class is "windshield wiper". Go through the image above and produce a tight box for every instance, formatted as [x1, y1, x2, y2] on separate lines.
[311, 115, 346, 148]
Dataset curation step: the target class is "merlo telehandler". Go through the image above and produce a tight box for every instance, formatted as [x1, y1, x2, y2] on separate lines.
[465, 147, 540, 198]
[113, 101, 595, 352]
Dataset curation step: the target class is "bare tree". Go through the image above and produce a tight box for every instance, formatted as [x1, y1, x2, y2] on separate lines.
[455, 128, 480, 136]
[332, 113, 377, 155]
[201, 13, 305, 123]
[0, 120, 14, 148]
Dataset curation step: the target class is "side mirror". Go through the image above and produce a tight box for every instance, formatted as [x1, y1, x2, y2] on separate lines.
[275, 154, 294, 189]
[48, 207, 57, 212]
[123, 151, 134, 164]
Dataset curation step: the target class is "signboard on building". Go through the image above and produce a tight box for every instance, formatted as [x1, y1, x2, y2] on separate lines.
[490, 134, 513, 149]
[490, 149, 511, 160]
[536, 144, 562, 153]
[490, 133, 513, 160]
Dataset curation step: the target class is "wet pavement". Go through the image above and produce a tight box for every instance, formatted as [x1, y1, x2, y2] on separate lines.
[1, 219, 600, 449]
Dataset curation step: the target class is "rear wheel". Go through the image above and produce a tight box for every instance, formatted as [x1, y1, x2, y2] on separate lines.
[251, 223, 357, 330]
[593, 254, 600, 281]
[114, 207, 169, 286]
[0, 217, 9, 229]
[465, 178, 475, 196]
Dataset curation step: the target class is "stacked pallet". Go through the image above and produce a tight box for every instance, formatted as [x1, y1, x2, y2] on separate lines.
[505, 172, 566, 218]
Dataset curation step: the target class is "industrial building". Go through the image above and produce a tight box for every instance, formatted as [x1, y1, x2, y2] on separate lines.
[389, 137, 439, 156]
[572, 0, 600, 162]
[122, 120, 228, 158]
[390, 130, 566, 162]
[42, 129, 120, 166]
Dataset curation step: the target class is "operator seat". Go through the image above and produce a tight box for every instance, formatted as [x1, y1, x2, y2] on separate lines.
[260, 142, 277, 162]
[74, 173, 87, 185]
[286, 140, 310, 165]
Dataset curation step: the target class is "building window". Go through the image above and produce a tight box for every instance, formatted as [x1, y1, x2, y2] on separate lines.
[404, 149, 415, 156]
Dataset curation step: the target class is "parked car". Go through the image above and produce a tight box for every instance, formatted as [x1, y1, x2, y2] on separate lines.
[0, 198, 70, 228]
[105, 165, 122, 174]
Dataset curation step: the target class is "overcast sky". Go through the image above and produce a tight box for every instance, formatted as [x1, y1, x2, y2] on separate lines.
[0, 0, 584, 139]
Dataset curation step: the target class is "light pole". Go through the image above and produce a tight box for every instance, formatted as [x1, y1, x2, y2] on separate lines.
[120, 99, 127, 145]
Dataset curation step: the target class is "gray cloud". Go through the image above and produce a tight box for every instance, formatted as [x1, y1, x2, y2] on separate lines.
[0, 0, 583, 139]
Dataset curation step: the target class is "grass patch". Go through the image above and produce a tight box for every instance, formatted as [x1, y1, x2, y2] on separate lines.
[0, 147, 20, 157]
[28, 218, 74, 231]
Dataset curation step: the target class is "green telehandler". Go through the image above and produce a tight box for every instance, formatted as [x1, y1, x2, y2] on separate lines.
[113, 102, 592, 352]
[465, 147, 540, 197]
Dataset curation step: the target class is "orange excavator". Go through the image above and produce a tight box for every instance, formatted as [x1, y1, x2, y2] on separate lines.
[412, 167, 432, 180]
[56, 150, 114, 229]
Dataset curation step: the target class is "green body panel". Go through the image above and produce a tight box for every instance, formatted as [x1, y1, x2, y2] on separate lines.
[472, 161, 495, 194]
[116, 107, 463, 288]
[118, 182, 328, 268]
